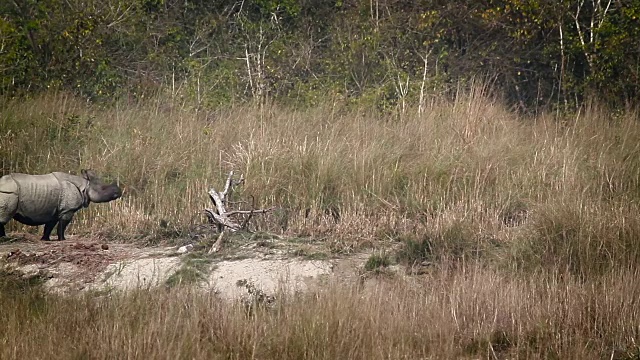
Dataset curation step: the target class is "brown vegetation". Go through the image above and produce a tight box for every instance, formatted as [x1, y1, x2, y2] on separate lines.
[1, 266, 640, 359]
[1, 84, 640, 358]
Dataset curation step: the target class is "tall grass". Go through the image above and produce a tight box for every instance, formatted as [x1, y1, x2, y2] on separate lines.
[1, 267, 640, 359]
[3, 86, 640, 358]
[1, 86, 640, 274]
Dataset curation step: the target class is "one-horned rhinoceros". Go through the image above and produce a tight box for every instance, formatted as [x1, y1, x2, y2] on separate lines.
[0, 169, 122, 240]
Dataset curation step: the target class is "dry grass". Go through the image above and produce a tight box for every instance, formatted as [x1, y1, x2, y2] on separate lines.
[1, 267, 640, 359]
[4, 85, 639, 272]
[2, 86, 640, 358]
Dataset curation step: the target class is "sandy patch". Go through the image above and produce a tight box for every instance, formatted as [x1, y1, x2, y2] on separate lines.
[2, 234, 369, 299]
[91, 257, 181, 291]
[206, 258, 335, 300]
[86, 257, 337, 300]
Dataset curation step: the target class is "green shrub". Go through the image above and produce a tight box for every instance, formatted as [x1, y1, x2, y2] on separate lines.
[364, 252, 391, 271]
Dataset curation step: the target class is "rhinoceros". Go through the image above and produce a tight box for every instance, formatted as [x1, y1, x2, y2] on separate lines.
[0, 169, 122, 240]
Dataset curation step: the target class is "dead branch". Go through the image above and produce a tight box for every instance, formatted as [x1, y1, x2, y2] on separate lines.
[204, 209, 241, 231]
[226, 207, 276, 216]
[209, 232, 225, 254]
[221, 171, 234, 198]
[240, 210, 254, 230]
[203, 171, 274, 252]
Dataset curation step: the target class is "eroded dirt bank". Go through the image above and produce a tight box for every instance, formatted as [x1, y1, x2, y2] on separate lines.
[0, 233, 374, 300]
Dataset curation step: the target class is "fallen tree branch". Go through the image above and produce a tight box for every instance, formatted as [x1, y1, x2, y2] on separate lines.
[203, 171, 274, 252]
[204, 209, 241, 231]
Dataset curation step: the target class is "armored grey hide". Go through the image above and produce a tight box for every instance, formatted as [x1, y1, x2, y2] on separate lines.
[0, 169, 122, 240]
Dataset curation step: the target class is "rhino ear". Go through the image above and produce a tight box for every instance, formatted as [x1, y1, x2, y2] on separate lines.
[81, 169, 97, 181]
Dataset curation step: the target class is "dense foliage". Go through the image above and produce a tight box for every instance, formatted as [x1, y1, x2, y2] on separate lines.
[1, 0, 638, 109]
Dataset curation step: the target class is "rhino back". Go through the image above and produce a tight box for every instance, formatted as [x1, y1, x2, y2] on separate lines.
[52, 172, 86, 190]
[11, 173, 62, 224]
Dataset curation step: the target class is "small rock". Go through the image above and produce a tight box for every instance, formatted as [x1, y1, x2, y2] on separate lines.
[177, 244, 194, 254]
[101, 244, 109, 250]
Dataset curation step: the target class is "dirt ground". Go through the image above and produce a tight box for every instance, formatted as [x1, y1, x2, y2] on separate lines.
[0, 233, 173, 292]
[0, 232, 375, 300]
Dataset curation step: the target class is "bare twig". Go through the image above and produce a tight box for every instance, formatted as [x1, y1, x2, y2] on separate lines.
[418, 48, 433, 115]
[240, 210, 254, 230]
[226, 207, 276, 216]
[221, 170, 235, 199]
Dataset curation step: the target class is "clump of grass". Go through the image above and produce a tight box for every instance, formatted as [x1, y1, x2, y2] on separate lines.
[291, 247, 329, 260]
[499, 199, 529, 227]
[0, 268, 46, 295]
[165, 251, 214, 287]
[303, 251, 329, 260]
[507, 199, 640, 277]
[165, 267, 202, 287]
[364, 252, 391, 272]
[395, 234, 434, 266]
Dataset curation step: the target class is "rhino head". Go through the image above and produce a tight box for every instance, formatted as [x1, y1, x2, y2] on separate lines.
[82, 169, 122, 205]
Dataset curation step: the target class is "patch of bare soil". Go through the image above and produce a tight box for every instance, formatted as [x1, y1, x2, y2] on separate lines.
[0, 232, 388, 299]
[0, 233, 174, 293]
[207, 258, 335, 299]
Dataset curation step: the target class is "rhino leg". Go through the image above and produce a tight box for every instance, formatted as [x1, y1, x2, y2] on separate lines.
[52, 211, 77, 241]
[41, 221, 57, 241]
[56, 219, 71, 240]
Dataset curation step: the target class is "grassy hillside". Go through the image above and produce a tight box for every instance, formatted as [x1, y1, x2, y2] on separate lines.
[1, 87, 640, 358]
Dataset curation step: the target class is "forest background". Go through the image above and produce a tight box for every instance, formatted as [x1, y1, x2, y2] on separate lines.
[2, 0, 639, 110]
